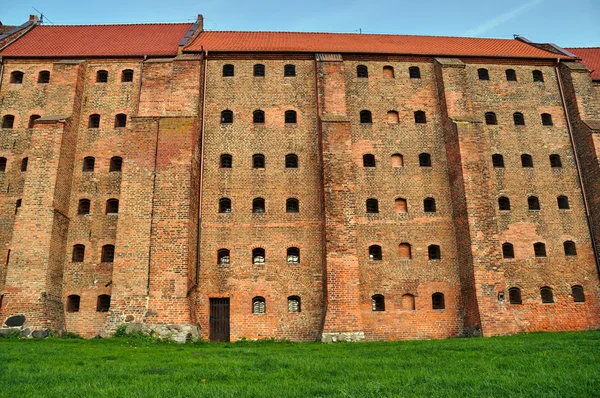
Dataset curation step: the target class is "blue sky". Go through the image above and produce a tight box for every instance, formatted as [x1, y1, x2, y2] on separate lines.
[2, 0, 598, 47]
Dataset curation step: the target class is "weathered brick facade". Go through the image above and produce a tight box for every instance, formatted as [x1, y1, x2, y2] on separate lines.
[0, 16, 599, 341]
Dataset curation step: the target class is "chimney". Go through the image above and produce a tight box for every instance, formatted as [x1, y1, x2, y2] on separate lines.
[29, 15, 39, 23]
[197, 14, 204, 31]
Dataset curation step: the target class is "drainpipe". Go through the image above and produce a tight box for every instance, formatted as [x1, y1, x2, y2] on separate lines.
[555, 59, 600, 280]
[146, 118, 160, 295]
[196, 49, 208, 285]
[135, 55, 147, 116]
[0, 57, 4, 94]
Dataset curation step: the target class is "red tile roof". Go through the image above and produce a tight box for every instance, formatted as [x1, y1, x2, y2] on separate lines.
[0, 23, 194, 57]
[566, 48, 600, 81]
[185, 31, 570, 59]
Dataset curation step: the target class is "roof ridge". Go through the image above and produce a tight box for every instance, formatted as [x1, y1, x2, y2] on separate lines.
[565, 46, 600, 49]
[36, 22, 193, 27]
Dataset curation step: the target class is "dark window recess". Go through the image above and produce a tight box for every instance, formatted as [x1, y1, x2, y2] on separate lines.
[419, 153, 432, 167]
[252, 248, 265, 265]
[222, 64, 234, 77]
[220, 154, 232, 168]
[509, 288, 522, 304]
[540, 287, 553, 303]
[478, 68, 489, 80]
[366, 199, 379, 213]
[217, 249, 230, 265]
[252, 297, 266, 314]
[360, 110, 372, 124]
[428, 245, 441, 260]
[432, 293, 445, 309]
[96, 70, 108, 83]
[83, 157, 95, 172]
[492, 154, 505, 168]
[485, 112, 497, 125]
[502, 243, 514, 259]
[114, 114, 127, 128]
[564, 241, 577, 256]
[20, 157, 28, 172]
[284, 64, 296, 77]
[2, 115, 15, 129]
[253, 110, 265, 124]
[252, 198, 265, 214]
[532, 70, 544, 82]
[287, 247, 300, 264]
[10, 71, 24, 84]
[571, 285, 585, 302]
[521, 154, 533, 168]
[252, 154, 265, 168]
[101, 245, 115, 262]
[38, 70, 50, 83]
[357, 65, 368, 78]
[121, 69, 134, 82]
[78, 199, 91, 215]
[110, 156, 123, 172]
[424, 198, 436, 212]
[528, 196, 540, 210]
[286, 198, 299, 213]
[0, 157, 6, 172]
[549, 154, 562, 168]
[15, 199, 22, 213]
[106, 199, 119, 215]
[219, 198, 231, 213]
[557, 196, 570, 209]
[369, 245, 382, 261]
[285, 154, 298, 168]
[254, 64, 265, 77]
[505, 69, 517, 81]
[288, 296, 301, 312]
[498, 196, 511, 211]
[541, 113, 553, 126]
[513, 112, 525, 125]
[221, 110, 233, 124]
[89, 114, 100, 128]
[285, 110, 297, 124]
[534, 242, 547, 258]
[67, 295, 80, 312]
[29, 115, 40, 128]
[363, 154, 376, 167]
[97, 295, 111, 312]
[372, 295, 385, 311]
[414, 111, 427, 124]
[409, 66, 421, 79]
[72, 245, 85, 262]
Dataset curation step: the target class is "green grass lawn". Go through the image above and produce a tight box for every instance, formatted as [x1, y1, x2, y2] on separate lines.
[0, 331, 599, 397]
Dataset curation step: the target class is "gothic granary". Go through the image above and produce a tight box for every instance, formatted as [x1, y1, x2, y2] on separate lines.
[0, 14, 599, 342]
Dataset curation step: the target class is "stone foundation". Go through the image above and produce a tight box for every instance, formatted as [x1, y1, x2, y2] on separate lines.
[321, 331, 365, 343]
[121, 323, 201, 344]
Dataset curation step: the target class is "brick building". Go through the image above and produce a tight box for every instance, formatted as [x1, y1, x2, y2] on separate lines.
[0, 15, 599, 342]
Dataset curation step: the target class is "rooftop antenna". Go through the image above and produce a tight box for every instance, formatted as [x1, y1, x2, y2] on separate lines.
[32, 7, 54, 24]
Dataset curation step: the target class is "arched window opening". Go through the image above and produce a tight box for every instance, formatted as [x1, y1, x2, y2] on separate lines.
[513, 112, 525, 126]
[288, 296, 301, 312]
[252, 198, 265, 214]
[219, 198, 232, 213]
[253, 154, 265, 168]
[254, 64, 265, 77]
[222, 64, 234, 77]
[284, 64, 296, 77]
[252, 297, 266, 314]
[366, 198, 379, 213]
[402, 294, 415, 310]
[428, 245, 441, 260]
[528, 196, 540, 210]
[549, 154, 562, 168]
[564, 241, 577, 256]
[285, 154, 298, 168]
[121, 69, 134, 82]
[220, 154, 232, 168]
[2, 115, 15, 129]
[15, 199, 21, 213]
[369, 245, 382, 261]
[20, 157, 28, 172]
[360, 110, 372, 124]
[83, 157, 95, 172]
[88, 114, 100, 128]
[372, 294, 385, 311]
[398, 243, 412, 259]
[285, 110, 297, 124]
[221, 110, 233, 124]
[391, 153, 404, 167]
[356, 65, 368, 78]
[78, 199, 91, 215]
[67, 295, 80, 312]
[557, 196, 570, 210]
[534, 242, 547, 258]
[252, 248, 265, 265]
[114, 114, 127, 128]
[363, 154, 376, 167]
[492, 154, 504, 168]
[287, 247, 300, 264]
[253, 110, 265, 124]
[423, 197, 436, 213]
[478, 68, 489, 80]
[540, 287, 554, 303]
[286, 198, 299, 213]
[105, 199, 119, 215]
[502, 243, 514, 259]
[509, 288, 522, 304]
[498, 196, 511, 211]
[414, 111, 427, 124]
[505, 69, 517, 81]
[101, 244, 115, 263]
[0, 157, 6, 173]
[395, 198, 407, 213]
[97, 295, 111, 312]
[409, 66, 421, 79]
[532, 70, 544, 82]
[485, 112, 497, 125]
[541, 113, 553, 126]
[432, 293, 445, 309]
[419, 153, 431, 167]
[521, 154, 533, 168]
[109, 156, 123, 172]
[38, 70, 50, 84]
[572, 285, 585, 302]
[383, 65, 395, 78]
[28, 115, 40, 128]
[386, 110, 399, 124]
[72, 244, 85, 262]
[217, 249, 230, 266]
[96, 70, 108, 83]
[10, 71, 24, 84]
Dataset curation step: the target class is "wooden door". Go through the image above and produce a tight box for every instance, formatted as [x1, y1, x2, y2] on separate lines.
[209, 298, 230, 342]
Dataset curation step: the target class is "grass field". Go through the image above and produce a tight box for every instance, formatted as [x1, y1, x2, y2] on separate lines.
[0, 331, 599, 397]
